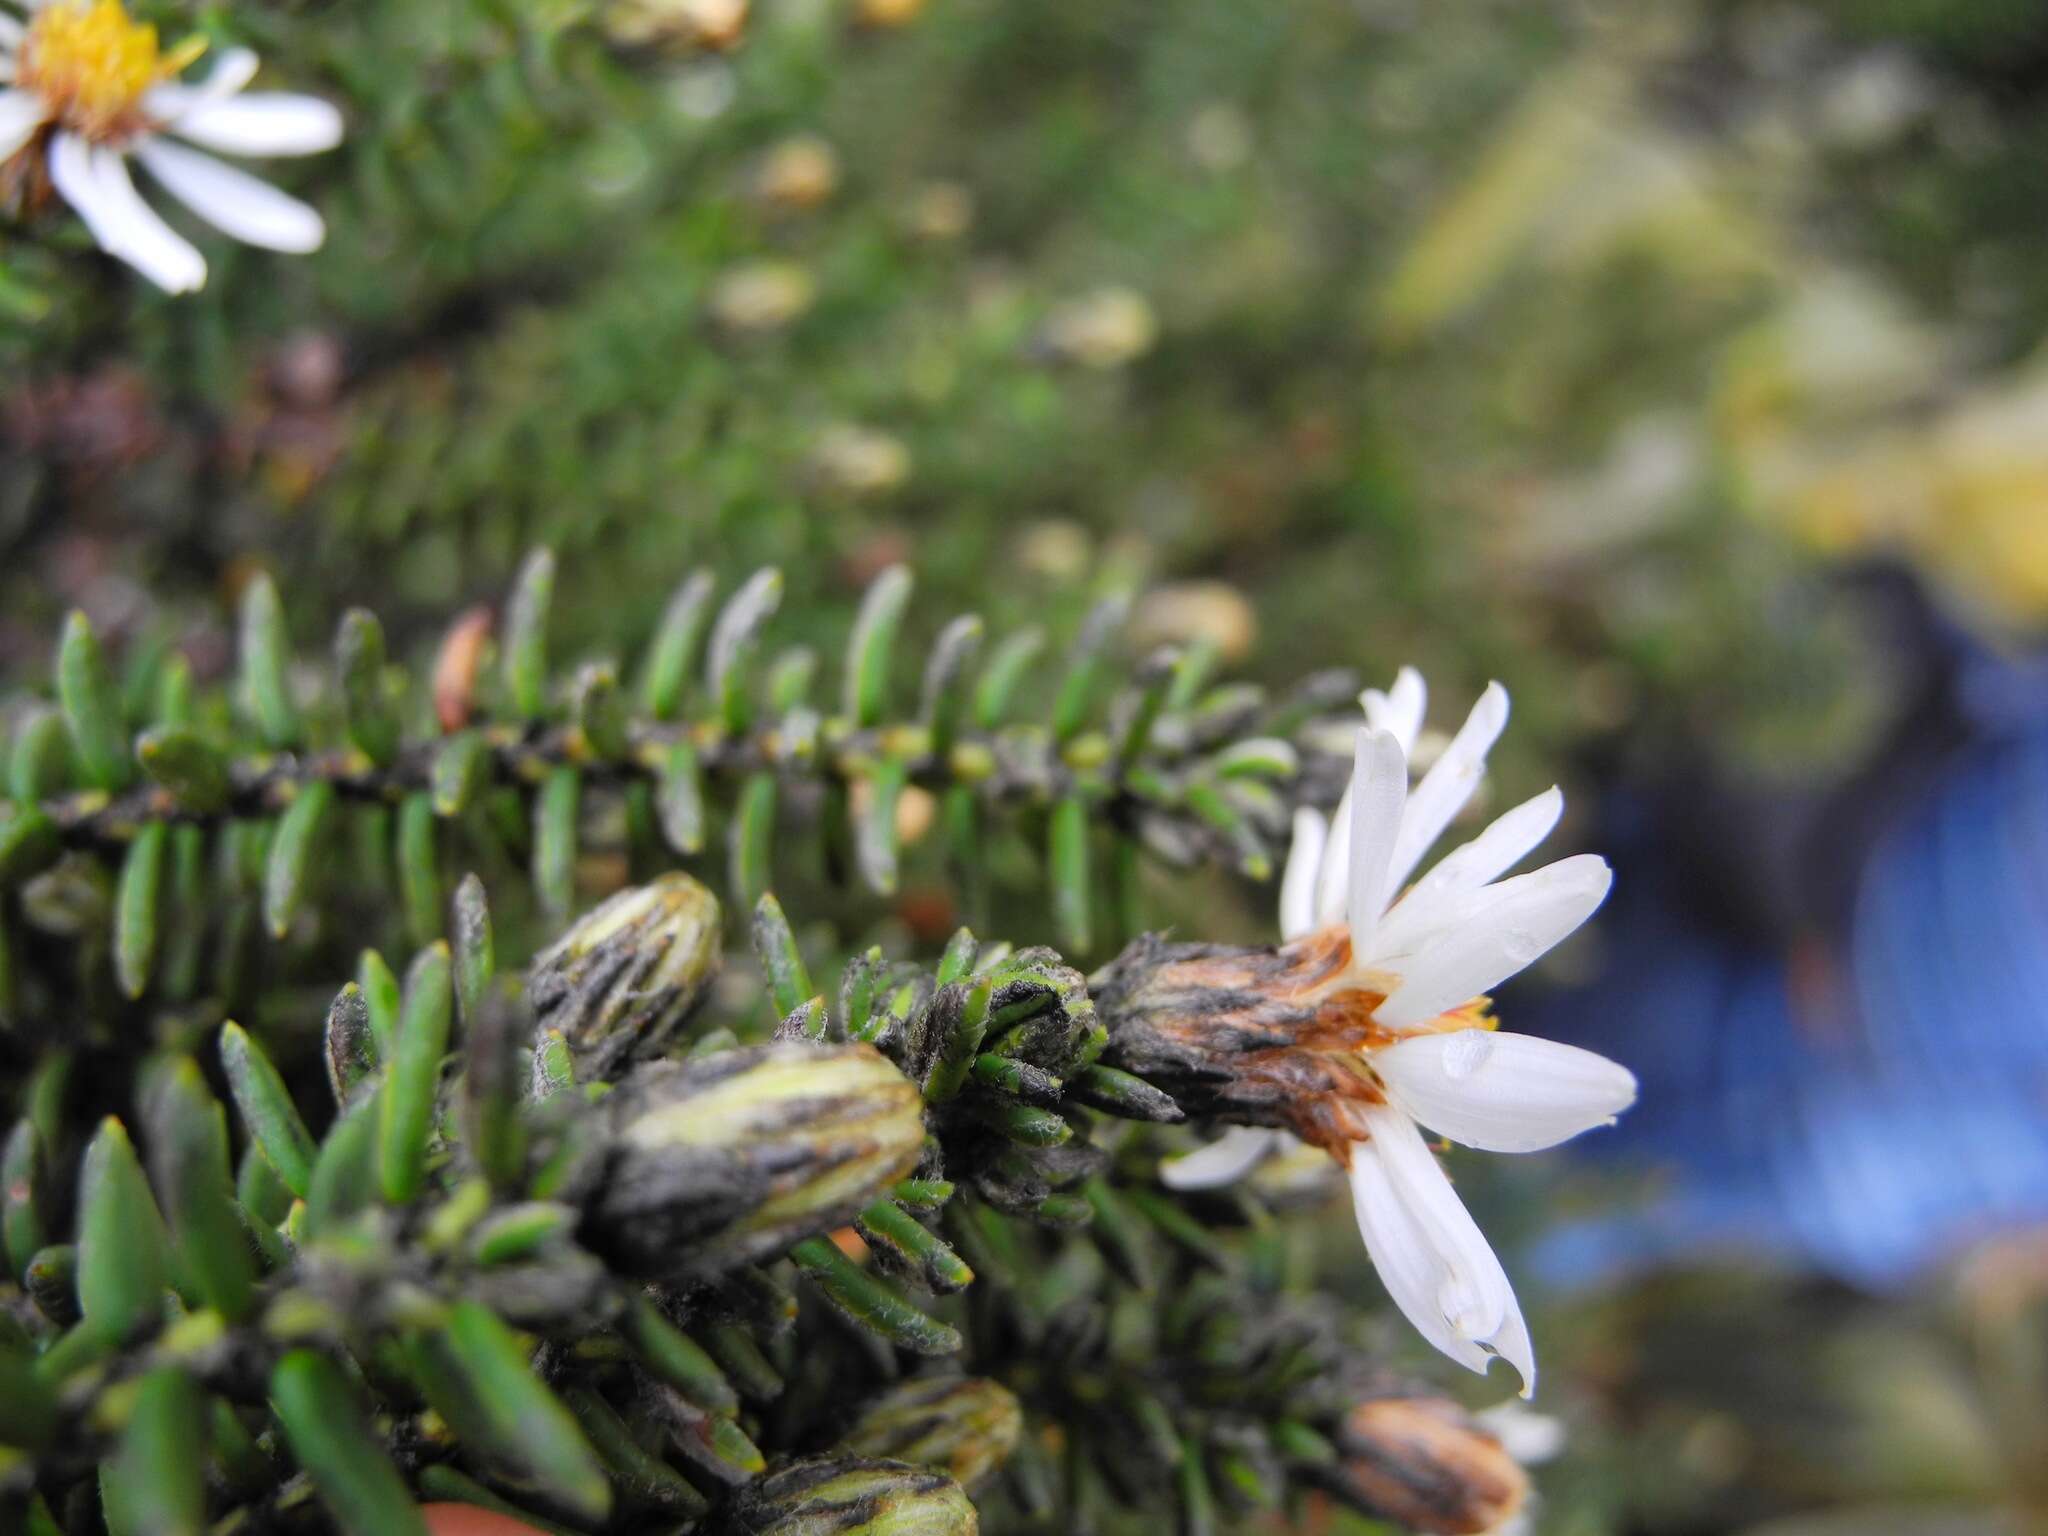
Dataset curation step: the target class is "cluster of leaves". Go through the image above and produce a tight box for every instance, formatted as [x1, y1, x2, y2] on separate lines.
[716, 919, 1532, 1536]
[0, 558, 1534, 1534]
[0, 553, 1349, 1050]
[0, 853, 1509, 1535]
[948, 1218, 1527, 1536]
[0, 864, 1037, 1527]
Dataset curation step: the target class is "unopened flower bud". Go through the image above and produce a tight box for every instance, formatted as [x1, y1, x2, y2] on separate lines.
[855, 0, 928, 29]
[528, 874, 723, 1078]
[584, 1042, 926, 1279]
[723, 1457, 977, 1535]
[709, 261, 816, 334]
[902, 182, 972, 243]
[836, 1377, 1022, 1493]
[1130, 580, 1258, 663]
[809, 424, 912, 499]
[1038, 286, 1157, 369]
[1320, 1397, 1529, 1536]
[756, 135, 840, 211]
[602, 0, 748, 52]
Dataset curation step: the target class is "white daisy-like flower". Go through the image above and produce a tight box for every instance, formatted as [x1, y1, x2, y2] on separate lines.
[1162, 668, 1637, 1396]
[0, 0, 342, 293]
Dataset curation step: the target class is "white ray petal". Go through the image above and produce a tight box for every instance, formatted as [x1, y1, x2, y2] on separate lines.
[1278, 807, 1327, 942]
[1347, 1130, 1494, 1376]
[138, 47, 261, 113]
[1366, 1103, 1513, 1338]
[137, 138, 323, 251]
[1346, 727, 1409, 961]
[48, 134, 205, 292]
[1387, 682, 1509, 897]
[197, 46, 260, 97]
[1361, 665, 1426, 756]
[1375, 855, 1612, 1029]
[1374, 787, 1564, 958]
[1159, 1126, 1283, 1190]
[0, 86, 44, 159]
[1487, 1291, 1537, 1399]
[1475, 1404, 1566, 1464]
[160, 91, 342, 155]
[1315, 780, 1353, 928]
[1373, 1029, 1638, 1153]
[1373, 848, 1591, 974]
[1351, 1103, 1533, 1391]
[1404, 787, 1565, 909]
[0, 9, 20, 47]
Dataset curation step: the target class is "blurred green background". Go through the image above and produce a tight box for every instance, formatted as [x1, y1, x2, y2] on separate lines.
[6, 0, 2048, 1530]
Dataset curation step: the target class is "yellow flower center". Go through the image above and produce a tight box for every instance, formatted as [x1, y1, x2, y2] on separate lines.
[16, 0, 205, 143]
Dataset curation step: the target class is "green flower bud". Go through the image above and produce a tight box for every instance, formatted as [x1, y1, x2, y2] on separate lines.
[835, 1377, 1022, 1493]
[1317, 1397, 1528, 1536]
[723, 1457, 977, 1536]
[529, 873, 723, 1077]
[585, 1042, 926, 1279]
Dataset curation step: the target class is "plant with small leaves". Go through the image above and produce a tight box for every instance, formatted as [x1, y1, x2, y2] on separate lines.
[0, 865, 1526, 1535]
[0, 557, 1356, 1044]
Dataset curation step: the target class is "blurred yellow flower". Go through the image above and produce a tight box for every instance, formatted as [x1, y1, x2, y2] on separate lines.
[1039, 286, 1157, 369]
[755, 135, 840, 211]
[707, 260, 815, 333]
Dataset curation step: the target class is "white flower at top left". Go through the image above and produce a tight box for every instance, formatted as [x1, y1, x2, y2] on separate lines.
[0, 0, 342, 293]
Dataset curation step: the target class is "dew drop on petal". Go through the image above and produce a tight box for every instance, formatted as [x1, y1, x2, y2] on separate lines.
[1441, 1030, 1493, 1080]
[1501, 928, 1542, 965]
[1438, 1274, 1493, 1335]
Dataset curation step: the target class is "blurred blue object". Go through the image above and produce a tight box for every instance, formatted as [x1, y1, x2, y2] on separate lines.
[1516, 573, 2048, 1289]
